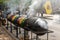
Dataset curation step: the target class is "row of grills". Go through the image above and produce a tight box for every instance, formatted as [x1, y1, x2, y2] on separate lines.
[7, 14, 48, 35]
[0, 8, 48, 35]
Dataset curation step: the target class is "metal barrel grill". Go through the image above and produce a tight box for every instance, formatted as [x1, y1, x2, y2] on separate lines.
[6, 14, 48, 35]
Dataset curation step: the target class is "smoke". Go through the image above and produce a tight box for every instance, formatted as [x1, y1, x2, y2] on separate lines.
[5, 0, 20, 13]
[26, 0, 46, 17]
[4, 0, 32, 15]
[26, 0, 60, 17]
[3, 0, 60, 17]
[19, 0, 32, 12]
[3, 0, 46, 18]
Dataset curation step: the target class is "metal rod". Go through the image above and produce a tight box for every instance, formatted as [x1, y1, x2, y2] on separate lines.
[6, 14, 9, 30]
[16, 27, 18, 38]
[18, 27, 21, 34]
[47, 33, 49, 40]
[24, 30, 29, 40]
[47, 22, 49, 40]
[6, 21, 8, 30]
[31, 32, 32, 40]
[36, 35, 38, 40]
[10, 23, 12, 33]
[47, 27, 49, 40]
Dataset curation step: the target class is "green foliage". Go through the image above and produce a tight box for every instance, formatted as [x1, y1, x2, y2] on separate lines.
[0, 0, 5, 4]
